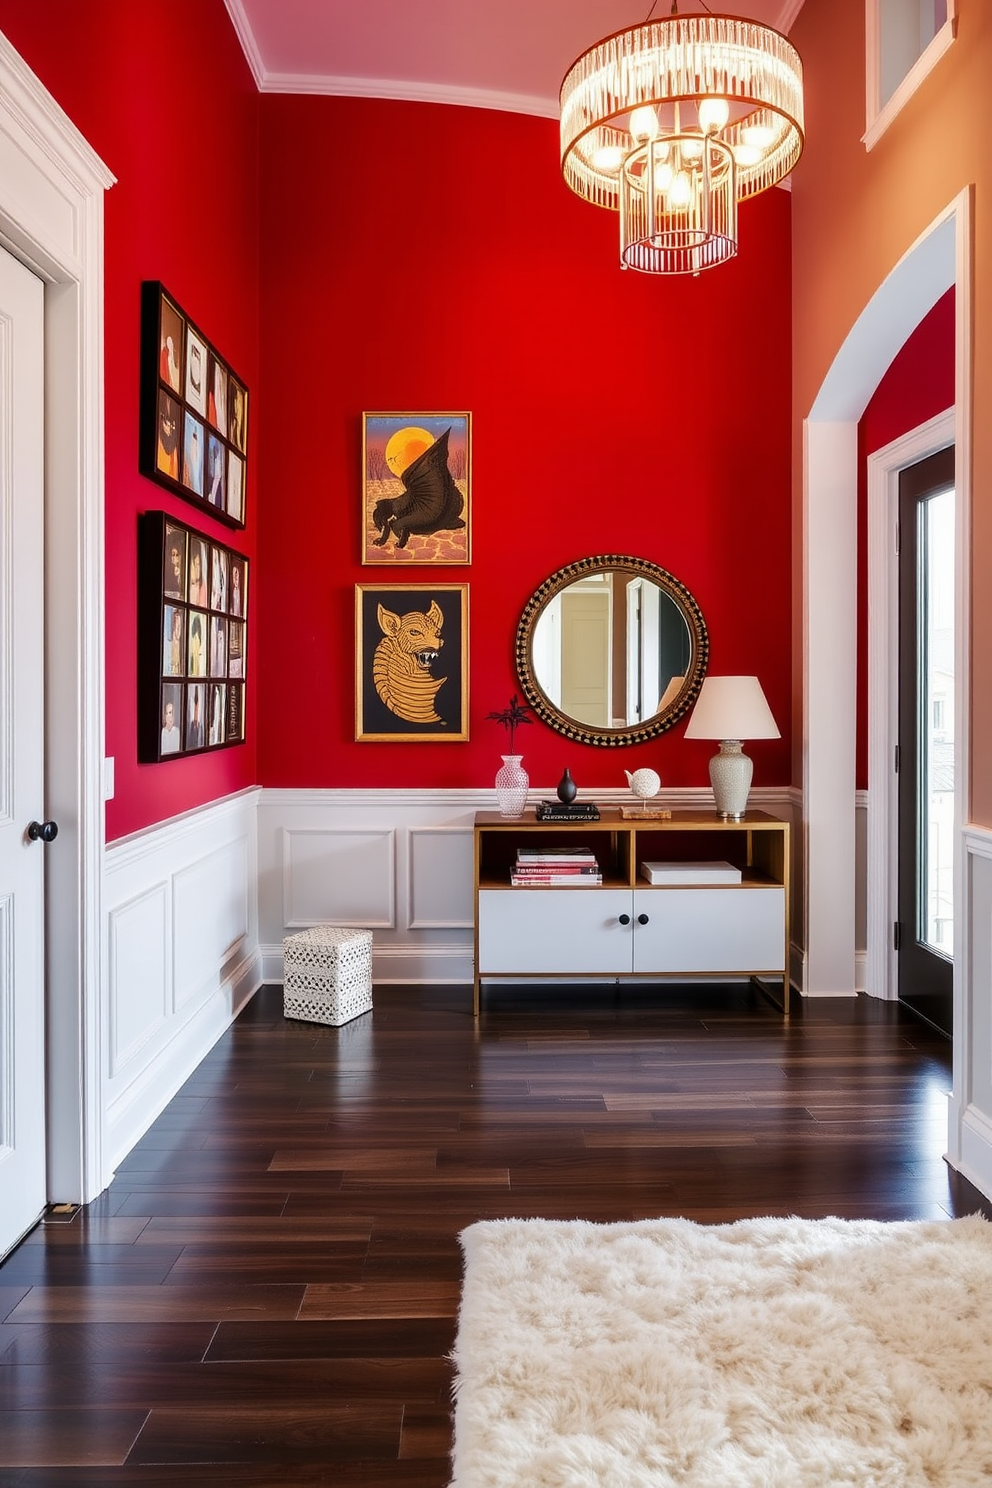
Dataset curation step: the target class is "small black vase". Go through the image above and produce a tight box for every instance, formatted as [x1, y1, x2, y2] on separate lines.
[557, 767, 577, 804]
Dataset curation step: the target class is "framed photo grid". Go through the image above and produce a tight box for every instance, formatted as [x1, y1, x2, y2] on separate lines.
[139, 282, 248, 528]
[355, 583, 468, 741]
[139, 512, 248, 762]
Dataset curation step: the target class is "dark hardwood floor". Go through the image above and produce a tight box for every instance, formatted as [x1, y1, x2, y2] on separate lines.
[1, 980, 988, 1485]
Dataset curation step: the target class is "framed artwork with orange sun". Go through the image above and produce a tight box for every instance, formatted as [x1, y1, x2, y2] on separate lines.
[362, 412, 471, 565]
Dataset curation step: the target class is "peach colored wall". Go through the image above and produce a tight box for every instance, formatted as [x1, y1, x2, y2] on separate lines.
[790, 0, 992, 821]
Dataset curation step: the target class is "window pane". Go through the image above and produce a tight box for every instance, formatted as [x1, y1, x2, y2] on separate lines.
[879, 0, 949, 109]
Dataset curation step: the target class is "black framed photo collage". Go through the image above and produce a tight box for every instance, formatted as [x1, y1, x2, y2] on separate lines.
[139, 281, 248, 529]
[138, 512, 248, 763]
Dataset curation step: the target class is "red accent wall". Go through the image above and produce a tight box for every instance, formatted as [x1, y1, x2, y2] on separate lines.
[0, 8, 795, 826]
[856, 289, 955, 787]
[257, 96, 794, 793]
[0, 0, 260, 841]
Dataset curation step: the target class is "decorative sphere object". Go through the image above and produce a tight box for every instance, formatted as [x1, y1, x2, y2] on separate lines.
[625, 768, 661, 801]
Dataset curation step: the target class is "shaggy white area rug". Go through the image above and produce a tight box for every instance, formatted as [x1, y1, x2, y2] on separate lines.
[449, 1214, 992, 1488]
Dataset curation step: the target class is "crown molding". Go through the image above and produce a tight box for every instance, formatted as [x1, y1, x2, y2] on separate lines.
[776, 0, 806, 36]
[259, 68, 557, 117]
[223, 0, 267, 90]
[222, 0, 804, 113]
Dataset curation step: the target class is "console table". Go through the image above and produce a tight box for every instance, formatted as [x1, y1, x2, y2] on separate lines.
[473, 808, 790, 1017]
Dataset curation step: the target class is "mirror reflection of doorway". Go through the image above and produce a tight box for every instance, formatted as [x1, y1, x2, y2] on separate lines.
[897, 445, 954, 1037]
[559, 579, 611, 729]
[532, 571, 692, 732]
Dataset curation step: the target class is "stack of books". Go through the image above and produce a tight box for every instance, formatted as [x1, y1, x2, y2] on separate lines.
[535, 800, 601, 821]
[511, 845, 602, 887]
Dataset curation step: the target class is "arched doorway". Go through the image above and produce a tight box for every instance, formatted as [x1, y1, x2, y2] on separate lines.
[802, 193, 969, 1161]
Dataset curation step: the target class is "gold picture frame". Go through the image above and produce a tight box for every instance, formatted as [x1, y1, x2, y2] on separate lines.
[355, 583, 469, 741]
[361, 412, 470, 565]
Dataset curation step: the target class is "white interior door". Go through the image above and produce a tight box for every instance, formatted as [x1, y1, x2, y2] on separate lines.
[560, 587, 611, 728]
[0, 245, 47, 1258]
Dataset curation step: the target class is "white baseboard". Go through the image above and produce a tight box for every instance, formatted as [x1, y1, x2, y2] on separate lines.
[104, 948, 263, 1176]
[261, 939, 474, 987]
[957, 1102, 992, 1205]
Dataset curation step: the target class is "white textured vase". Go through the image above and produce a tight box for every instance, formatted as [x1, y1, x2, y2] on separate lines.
[495, 755, 529, 819]
[708, 740, 753, 819]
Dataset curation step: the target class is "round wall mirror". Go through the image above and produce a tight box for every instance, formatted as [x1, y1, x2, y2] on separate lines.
[515, 555, 708, 747]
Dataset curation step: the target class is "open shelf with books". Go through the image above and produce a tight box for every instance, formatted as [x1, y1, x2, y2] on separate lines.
[473, 809, 790, 1017]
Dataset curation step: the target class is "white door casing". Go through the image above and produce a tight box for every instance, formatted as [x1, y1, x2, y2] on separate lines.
[866, 406, 955, 1004]
[0, 246, 46, 1257]
[0, 30, 113, 1202]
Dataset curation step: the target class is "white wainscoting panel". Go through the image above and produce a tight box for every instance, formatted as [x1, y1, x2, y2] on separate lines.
[282, 827, 395, 929]
[950, 826, 992, 1201]
[0, 894, 11, 1154]
[173, 836, 250, 1011]
[258, 787, 799, 990]
[408, 827, 474, 929]
[102, 789, 261, 1179]
[259, 790, 479, 985]
[108, 884, 168, 1077]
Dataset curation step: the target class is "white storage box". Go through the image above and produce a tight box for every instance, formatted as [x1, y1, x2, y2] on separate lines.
[282, 926, 373, 1026]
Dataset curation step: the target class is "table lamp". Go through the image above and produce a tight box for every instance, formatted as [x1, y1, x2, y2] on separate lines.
[683, 676, 780, 819]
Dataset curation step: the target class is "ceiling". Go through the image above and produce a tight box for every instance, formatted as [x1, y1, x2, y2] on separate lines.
[224, 0, 805, 117]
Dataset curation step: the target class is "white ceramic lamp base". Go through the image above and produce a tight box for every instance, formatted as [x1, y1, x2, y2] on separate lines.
[708, 740, 753, 819]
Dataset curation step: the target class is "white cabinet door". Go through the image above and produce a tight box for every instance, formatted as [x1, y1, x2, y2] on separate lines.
[631, 887, 786, 974]
[478, 889, 632, 975]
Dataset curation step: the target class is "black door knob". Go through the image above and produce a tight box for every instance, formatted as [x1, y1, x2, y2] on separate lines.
[618, 913, 631, 926]
[27, 820, 58, 843]
[637, 913, 649, 925]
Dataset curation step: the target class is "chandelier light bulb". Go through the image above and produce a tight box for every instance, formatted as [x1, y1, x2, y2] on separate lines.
[741, 123, 777, 149]
[629, 105, 660, 141]
[734, 143, 762, 167]
[592, 144, 624, 171]
[698, 97, 730, 133]
[681, 136, 704, 160]
[669, 170, 691, 207]
[654, 161, 674, 191]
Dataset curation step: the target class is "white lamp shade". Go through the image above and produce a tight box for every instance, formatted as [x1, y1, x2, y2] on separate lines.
[683, 676, 780, 741]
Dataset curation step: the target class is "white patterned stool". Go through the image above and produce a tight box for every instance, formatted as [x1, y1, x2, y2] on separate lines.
[282, 926, 373, 1026]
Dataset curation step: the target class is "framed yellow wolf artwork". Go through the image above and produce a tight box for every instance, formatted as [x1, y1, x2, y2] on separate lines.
[361, 413, 470, 565]
[355, 584, 469, 741]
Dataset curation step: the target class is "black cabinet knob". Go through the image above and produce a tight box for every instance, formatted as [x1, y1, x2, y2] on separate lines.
[27, 820, 59, 843]
[618, 913, 631, 926]
[637, 912, 649, 925]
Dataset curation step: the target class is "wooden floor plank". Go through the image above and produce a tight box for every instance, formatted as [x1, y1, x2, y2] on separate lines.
[0, 1408, 148, 1468]
[5, 1285, 305, 1324]
[124, 1403, 401, 1465]
[0, 980, 987, 1485]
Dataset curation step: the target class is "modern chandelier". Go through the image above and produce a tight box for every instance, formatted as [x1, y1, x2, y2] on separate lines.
[560, 6, 804, 275]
